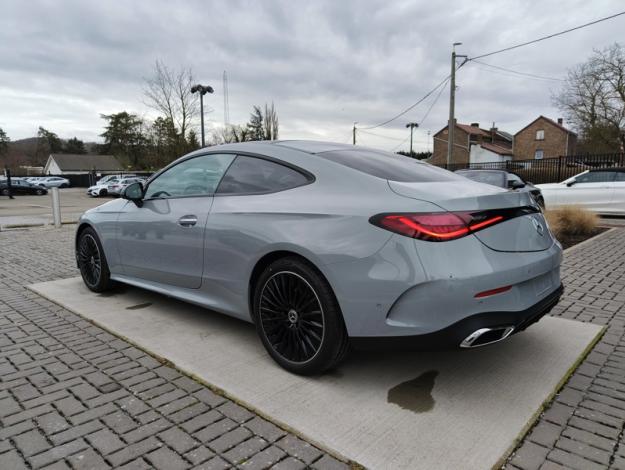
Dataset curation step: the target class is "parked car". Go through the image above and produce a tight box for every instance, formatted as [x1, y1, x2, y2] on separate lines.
[87, 178, 119, 197]
[76, 141, 562, 374]
[37, 176, 70, 188]
[107, 177, 145, 196]
[1, 179, 48, 195]
[455, 169, 544, 207]
[536, 168, 625, 214]
[98, 174, 136, 185]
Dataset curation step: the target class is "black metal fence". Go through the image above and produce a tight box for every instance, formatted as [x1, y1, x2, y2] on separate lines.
[434, 153, 625, 184]
[12, 171, 153, 188]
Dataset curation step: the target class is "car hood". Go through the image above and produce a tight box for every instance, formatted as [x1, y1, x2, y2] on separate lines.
[85, 198, 127, 214]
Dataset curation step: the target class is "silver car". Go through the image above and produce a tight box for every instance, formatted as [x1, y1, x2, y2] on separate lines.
[75, 141, 563, 374]
[38, 176, 70, 188]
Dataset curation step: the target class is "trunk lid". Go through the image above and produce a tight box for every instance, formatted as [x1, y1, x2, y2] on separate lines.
[388, 180, 554, 252]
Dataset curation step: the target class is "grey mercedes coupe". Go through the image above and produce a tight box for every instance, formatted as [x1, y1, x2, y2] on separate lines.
[76, 141, 563, 374]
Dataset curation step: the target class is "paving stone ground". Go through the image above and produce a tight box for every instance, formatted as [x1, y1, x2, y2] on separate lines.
[508, 227, 625, 470]
[0, 226, 350, 470]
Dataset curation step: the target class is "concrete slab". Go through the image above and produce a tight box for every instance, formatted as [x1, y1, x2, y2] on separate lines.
[29, 277, 603, 470]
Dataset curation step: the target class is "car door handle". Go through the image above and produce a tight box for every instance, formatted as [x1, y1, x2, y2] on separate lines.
[178, 215, 198, 227]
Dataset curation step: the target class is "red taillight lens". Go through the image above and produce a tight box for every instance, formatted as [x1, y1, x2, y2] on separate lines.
[370, 210, 511, 242]
[475, 285, 512, 298]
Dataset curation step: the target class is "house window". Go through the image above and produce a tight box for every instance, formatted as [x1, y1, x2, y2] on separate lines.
[535, 149, 544, 160]
[536, 129, 544, 140]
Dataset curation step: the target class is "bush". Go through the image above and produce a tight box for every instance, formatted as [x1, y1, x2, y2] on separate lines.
[544, 206, 599, 239]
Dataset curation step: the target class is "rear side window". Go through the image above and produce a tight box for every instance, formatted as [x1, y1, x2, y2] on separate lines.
[615, 172, 625, 182]
[317, 149, 460, 182]
[217, 155, 310, 194]
[576, 171, 616, 183]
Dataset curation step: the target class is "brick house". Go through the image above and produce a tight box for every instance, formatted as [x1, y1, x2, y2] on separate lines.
[430, 120, 512, 166]
[513, 116, 577, 160]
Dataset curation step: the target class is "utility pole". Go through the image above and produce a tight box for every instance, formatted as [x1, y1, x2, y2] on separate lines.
[405, 122, 418, 156]
[447, 42, 467, 167]
[352, 122, 357, 145]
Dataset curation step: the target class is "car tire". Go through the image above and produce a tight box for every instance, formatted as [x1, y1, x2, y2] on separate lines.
[35, 189, 44, 195]
[77, 227, 116, 293]
[252, 257, 349, 375]
[60, 183, 69, 188]
[1, 188, 8, 196]
[99, 189, 107, 197]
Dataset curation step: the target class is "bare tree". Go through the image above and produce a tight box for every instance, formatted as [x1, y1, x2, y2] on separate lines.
[554, 43, 625, 152]
[143, 60, 199, 144]
[263, 102, 279, 140]
[210, 125, 250, 144]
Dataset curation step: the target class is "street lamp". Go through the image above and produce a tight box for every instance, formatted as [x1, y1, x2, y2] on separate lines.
[405, 122, 419, 156]
[191, 84, 214, 147]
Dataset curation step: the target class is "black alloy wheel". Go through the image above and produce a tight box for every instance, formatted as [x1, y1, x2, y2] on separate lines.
[253, 257, 349, 375]
[77, 227, 115, 292]
[78, 233, 102, 288]
[259, 271, 325, 363]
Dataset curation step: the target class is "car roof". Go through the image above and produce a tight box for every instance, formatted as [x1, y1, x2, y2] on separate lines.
[187, 140, 384, 157]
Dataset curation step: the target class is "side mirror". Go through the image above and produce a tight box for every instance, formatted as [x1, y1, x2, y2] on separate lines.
[122, 182, 144, 206]
[566, 180, 575, 187]
[509, 180, 525, 189]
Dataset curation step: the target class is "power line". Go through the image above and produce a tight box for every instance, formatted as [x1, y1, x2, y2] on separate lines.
[359, 75, 451, 130]
[470, 60, 563, 81]
[358, 129, 407, 142]
[470, 11, 625, 60]
[418, 77, 450, 125]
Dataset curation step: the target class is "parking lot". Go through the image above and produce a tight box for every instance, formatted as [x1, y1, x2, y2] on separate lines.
[0, 188, 106, 228]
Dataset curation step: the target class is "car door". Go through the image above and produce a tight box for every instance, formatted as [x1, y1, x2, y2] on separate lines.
[202, 154, 313, 318]
[609, 171, 625, 214]
[558, 171, 616, 211]
[116, 153, 235, 289]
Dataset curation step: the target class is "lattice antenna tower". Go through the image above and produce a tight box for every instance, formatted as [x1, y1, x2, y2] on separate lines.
[223, 70, 230, 126]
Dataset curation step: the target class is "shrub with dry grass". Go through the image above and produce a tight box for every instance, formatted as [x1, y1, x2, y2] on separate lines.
[544, 206, 599, 239]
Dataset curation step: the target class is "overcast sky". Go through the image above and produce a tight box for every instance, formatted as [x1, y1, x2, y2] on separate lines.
[1, 0, 624, 152]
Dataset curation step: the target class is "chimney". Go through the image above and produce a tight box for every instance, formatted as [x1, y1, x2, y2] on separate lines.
[557, 118, 563, 125]
[490, 126, 498, 142]
[470, 122, 480, 128]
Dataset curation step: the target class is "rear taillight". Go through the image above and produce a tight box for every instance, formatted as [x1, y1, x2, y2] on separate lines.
[370, 206, 538, 242]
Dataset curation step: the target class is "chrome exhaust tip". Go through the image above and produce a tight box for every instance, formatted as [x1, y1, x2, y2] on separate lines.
[460, 326, 515, 348]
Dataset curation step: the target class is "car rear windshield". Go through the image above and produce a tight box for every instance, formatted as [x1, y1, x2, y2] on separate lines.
[316, 149, 460, 182]
[456, 170, 506, 188]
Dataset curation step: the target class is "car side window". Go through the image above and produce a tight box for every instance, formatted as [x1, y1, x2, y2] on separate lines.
[614, 172, 625, 182]
[217, 155, 310, 194]
[575, 171, 616, 184]
[145, 153, 235, 199]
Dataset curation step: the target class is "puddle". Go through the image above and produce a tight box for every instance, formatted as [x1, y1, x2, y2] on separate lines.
[387, 370, 438, 413]
[126, 302, 152, 310]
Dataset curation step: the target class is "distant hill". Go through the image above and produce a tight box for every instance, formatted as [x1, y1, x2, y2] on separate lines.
[4, 137, 100, 169]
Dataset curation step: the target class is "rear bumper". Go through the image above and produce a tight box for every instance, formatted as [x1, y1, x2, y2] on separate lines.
[350, 283, 563, 351]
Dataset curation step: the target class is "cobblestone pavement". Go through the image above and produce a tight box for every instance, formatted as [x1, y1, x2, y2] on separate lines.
[508, 228, 625, 470]
[0, 226, 350, 470]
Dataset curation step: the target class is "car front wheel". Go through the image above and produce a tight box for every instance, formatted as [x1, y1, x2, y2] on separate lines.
[253, 257, 349, 375]
[77, 227, 115, 293]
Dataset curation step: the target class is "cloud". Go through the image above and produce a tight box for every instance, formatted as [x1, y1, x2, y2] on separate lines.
[0, 0, 623, 152]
